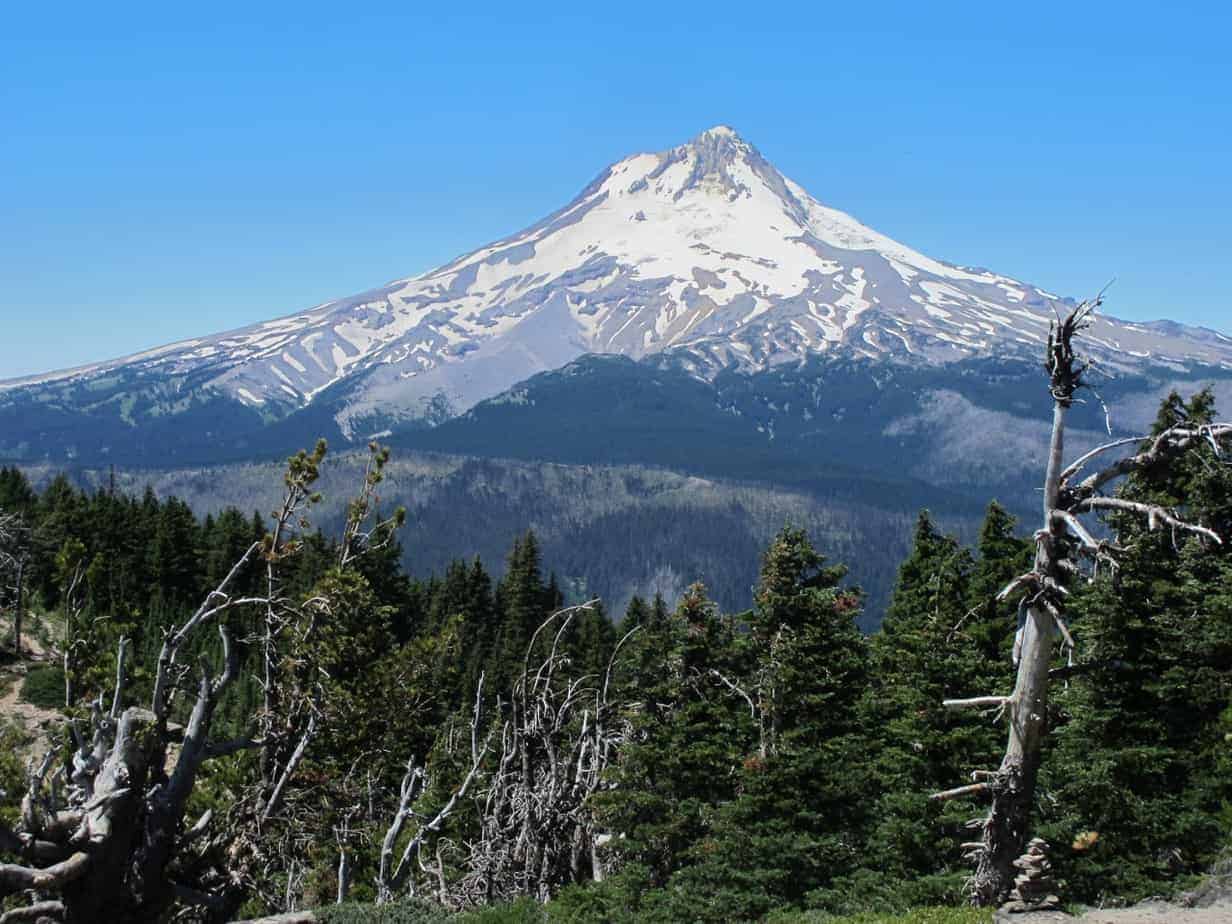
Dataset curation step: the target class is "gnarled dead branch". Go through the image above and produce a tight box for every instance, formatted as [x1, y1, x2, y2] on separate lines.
[432, 606, 638, 908]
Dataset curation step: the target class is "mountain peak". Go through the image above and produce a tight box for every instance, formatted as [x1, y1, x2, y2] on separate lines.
[688, 124, 747, 146]
[5, 127, 1231, 451]
[678, 123, 756, 164]
[636, 123, 778, 206]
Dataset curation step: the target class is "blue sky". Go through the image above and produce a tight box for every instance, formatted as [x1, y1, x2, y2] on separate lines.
[1, 1, 1229, 378]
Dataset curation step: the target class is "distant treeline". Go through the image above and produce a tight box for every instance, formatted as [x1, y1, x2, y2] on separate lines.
[18, 452, 946, 628]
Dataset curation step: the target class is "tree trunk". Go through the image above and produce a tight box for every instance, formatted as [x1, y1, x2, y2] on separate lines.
[13, 558, 23, 659]
[336, 849, 350, 905]
[974, 400, 1067, 903]
[60, 708, 161, 923]
[973, 603, 1052, 902]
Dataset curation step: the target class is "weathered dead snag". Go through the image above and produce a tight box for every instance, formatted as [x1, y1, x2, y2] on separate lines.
[0, 443, 387, 922]
[375, 674, 493, 904]
[0, 511, 29, 658]
[460, 608, 638, 905]
[0, 535, 272, 923]
[932, 296, 1232, 905]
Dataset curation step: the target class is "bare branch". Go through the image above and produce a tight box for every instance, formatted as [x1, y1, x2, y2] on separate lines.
[1070, 423, 1232, 499]
[943, 696, 1011, 711]
[260, 713, 317, 827]
[0, 901, 66, 923]
[930, 782, 990, 803]
[709, 669, 757, 718]
[378, 674, 494, 903]
[180, 809, 214, 847]
[996, 571, 1039, 602]
[1076, 496, 1222, 544]
[152, 541, 264, 720]
[0, 852, 90, 895]
[1058, 436, 1145, 485]
[1051, 509, 1100, 550]
[110, 637, 129, 719]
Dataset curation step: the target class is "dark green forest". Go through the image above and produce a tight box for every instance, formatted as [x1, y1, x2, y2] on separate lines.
[0, 387, 1230, 923]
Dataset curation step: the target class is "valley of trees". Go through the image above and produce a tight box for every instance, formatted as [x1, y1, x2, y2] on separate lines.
[0, 310, 1230, 922]
[20, 444, 946, 633]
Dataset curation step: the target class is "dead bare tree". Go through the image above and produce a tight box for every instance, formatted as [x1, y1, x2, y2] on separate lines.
[0, 442, 409, 922]
[0, 512, 21, 575]
[0, 535, 272, 923]
[932, 297, 1232, 905]
[58, 561, 88, 710]
[0, 510, 29, 658]
[448, 606, 638, 907]
[375, 674, 493, 904]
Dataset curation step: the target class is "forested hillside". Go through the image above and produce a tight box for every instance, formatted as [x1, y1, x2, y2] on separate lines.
[18, 348, 1230, 633]
[0, 350, 1230, 921]
[19, 452, 943, 630]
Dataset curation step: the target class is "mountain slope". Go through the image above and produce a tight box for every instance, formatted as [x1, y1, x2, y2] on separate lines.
[404, 351, 1232, 515]
[3, 125, 1230, 466]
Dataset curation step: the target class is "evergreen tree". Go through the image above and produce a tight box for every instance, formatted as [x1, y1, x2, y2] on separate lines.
[596, 584, 752, 890]
[0, 466, 36, 512]
[146, 496, 202, 616]
[845, 511, 1016, 909]
[668, 528, 870, 920]
[491, 531, 551, 692]
[965, 501, 1033, 673]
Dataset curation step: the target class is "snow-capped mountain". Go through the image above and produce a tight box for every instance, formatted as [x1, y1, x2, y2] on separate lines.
[4, 126, 1231, 458]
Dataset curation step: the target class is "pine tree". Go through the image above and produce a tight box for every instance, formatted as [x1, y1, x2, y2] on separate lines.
[845, 510, 1021, 909]
[667, 528, 870, 920]
[596, 584, 752, 890]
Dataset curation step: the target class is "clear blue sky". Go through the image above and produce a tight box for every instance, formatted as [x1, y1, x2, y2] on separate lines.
[2, 1, 1229, 378]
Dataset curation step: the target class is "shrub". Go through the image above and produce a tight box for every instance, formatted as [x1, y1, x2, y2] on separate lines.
[319, 898, 548, 924]
[20, 664, 65, 711]
[320, 897, 452, 924]
[0, 720, 31, 826]
[455, 899, 546, 924]
[764, 909, 991, 924]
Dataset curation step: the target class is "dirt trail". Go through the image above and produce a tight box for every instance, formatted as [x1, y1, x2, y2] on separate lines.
[0, 671, 62, 732]
[1079, 902, 1232, 922]
[1000, 900, 1232, 923]
[0, 614, 66, 742]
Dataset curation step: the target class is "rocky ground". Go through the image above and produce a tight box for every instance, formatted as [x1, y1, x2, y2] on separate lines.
[997, 898, 1232, 923]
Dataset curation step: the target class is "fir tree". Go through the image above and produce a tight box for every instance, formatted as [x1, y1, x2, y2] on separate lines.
[848, 511, 1014, 908]
[668, 528, 870, 920]
[596, 584, 752, 890]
